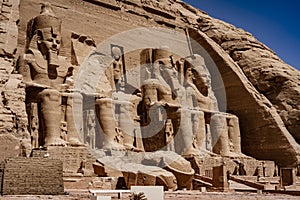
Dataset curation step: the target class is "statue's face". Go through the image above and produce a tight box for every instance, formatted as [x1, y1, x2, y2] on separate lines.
[201, 73, 211, 87]
[38, 30, 61, 55]
[112, 47, 122, 61]
[160, 64, 177, 79]
[157, 57, 172, 69]
[185, 66, 193, 82]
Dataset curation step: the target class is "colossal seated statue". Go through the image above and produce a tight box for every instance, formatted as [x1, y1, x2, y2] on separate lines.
[95, 45, 144, 152]
[140, 47, 244, 158]
[184, 55, 244, 158]
[17, 3, 82, 147]
[140, 47, 181, 151]
[155, 50, 205, 157]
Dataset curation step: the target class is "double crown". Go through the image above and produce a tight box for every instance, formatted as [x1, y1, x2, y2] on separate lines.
[27, 3, 62, 42]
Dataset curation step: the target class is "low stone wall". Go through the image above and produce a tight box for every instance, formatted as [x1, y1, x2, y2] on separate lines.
[32, 146, 96, 175]
[2, 157, 64, 195]
[188, 156, 275, 177]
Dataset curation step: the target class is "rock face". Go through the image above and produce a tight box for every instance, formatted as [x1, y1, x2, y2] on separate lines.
[0, 0, 28, 158]
[197, 16, 300, 143]
[0, 0, 299, 177]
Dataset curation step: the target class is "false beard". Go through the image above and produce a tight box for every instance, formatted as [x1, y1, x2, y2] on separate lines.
[48, 50, 59, 67]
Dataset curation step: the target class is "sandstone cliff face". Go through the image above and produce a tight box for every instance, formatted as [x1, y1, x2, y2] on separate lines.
[0, 0, 27, 151]
[1, 0, 299, 166]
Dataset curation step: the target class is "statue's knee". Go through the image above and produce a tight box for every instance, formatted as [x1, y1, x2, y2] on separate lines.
[38, 89, 61, 103]
[64, 92, 83, 105]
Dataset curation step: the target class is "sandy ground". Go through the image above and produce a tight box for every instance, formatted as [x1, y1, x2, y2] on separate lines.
[1, 191, 300, 200]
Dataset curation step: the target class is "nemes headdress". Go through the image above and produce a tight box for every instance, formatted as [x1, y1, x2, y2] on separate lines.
[26, 3, 62, 50]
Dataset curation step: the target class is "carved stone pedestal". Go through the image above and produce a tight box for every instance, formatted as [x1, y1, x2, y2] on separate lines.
[32, 146, 96, 176]
[1, 158, 64, 195]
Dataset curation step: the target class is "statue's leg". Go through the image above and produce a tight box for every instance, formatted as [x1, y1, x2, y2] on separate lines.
[118, 101, 138, 151]
[134, 126, 145, 152]
[142, 82, 158, 108]
[95, 98, 124, 150]
[177, 109, 199, 157]
[210, 113, 230, 156]
[206, 123, 213, 152]
[29, 102, 39, 149]
[38, 89, 66, 147]
[192, 110, 206, 151]
[227, 115, 242, 155]
[64, 92, 84, 146]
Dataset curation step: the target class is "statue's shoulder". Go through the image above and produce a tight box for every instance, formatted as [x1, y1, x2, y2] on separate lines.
[22, 49, 47, 68]
[18, 50, 34, 63]
[58, 55, 68, 66]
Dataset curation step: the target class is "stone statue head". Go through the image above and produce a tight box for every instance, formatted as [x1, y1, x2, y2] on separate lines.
[36, 28, 61, 56]
[152, 46, 173, 69]
[112, 46, 122, 61]
[26, 3, 62, 54]
[185, 55, 211, 96]
[183, 61, 194, 83]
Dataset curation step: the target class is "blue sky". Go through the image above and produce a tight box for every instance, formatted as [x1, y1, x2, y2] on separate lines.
[183, 0, 300, 70]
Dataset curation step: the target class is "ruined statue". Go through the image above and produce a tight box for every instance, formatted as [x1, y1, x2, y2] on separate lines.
[95, 46, 143, 152]
[140, 47, 180, 151]
[156, 52, 205, 157]
[17, 3, 83, 147]
[140, 46, 244, 158]
[140, 47, 204, 156]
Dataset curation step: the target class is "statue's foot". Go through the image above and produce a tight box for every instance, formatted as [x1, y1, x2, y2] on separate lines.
[200, 149, 218, 157]
[68, 137, 84, 147]
[103, 141, 125, 151]
[124, 144, 144, 152]
[224, 152, 250, 158]
[182, 148, 200, 157]
[45, 138, 68, 147]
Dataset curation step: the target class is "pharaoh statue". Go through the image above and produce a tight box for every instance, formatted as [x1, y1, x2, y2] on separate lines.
[140, 47, 181, 151]
[17, 3, 83, 147]
[141, 47, 203, 156]
[95, 46, 144, 152]
[141, 47, 244, 158]
[184, 55, 243, 158]
[155, 49, 206, 157]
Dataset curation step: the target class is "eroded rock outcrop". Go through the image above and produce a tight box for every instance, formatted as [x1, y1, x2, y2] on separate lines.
[195, 11, 300, 144]
[0, 0, 28, 161]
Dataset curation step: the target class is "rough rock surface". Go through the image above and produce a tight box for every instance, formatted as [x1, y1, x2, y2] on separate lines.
[0, 134, 20, 161]
[195, 10, 300, 144]
[0, 0, 27, 145]
[94, 151, 194, 189]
